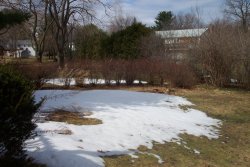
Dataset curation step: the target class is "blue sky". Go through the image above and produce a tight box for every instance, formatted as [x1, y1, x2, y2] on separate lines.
[104, 0, 225, 26]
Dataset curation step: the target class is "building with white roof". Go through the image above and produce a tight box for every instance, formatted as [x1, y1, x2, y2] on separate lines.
[155, 28, 208, 60]
[156, 28, 208, 39]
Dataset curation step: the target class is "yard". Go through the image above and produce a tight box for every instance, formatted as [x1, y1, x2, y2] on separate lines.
[105, 86, 250, 167]
[1, 1, 250, 166]
[27, 86, 250, 167]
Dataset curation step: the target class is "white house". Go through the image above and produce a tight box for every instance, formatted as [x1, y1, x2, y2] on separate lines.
[4, 40, 36, 57]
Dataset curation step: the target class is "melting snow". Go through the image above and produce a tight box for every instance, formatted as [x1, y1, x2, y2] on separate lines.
[194, 149, 201, 154]
[44, 78, 147, 86]
[26, 90, 221, 167]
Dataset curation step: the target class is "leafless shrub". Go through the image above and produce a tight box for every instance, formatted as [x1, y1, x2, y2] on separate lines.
[112, 59, 126, 85]
[169, 63, 197, 88]
[13, 62, 58, 88]
[84, 60, 102, 85]
[191, 20, 250, 88]
[101, 59, 115, 85]
[191, 21, 231, 86]
[124, 60, 137, 85]
[59, 56, 198, 88]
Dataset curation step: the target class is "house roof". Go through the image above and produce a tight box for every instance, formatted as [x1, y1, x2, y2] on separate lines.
[155, 28, 208, 38]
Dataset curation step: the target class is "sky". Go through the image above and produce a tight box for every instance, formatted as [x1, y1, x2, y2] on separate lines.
[97, 0, 226, 27]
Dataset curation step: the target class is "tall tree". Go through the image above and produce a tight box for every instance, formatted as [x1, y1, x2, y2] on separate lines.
[154, 11, 174, 30]
[108, 1, 135, 32]
[171, 12, 203, 29]
[225, 0, 250, 32]
[47, 0, 109, 68]
[27, 0, 52, 62]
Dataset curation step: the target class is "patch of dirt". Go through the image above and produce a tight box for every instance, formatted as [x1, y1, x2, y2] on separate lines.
[37, 109, 102, 125]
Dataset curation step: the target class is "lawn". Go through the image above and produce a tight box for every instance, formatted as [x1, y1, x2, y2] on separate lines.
[104, 86, 250, 167]
[27, 89, 221, 167]
[24, 86, 250, 167]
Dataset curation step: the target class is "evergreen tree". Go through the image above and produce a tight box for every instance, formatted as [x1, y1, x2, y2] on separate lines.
[154, 11, 174, 30]
[103, 22, 151, 59]
[0, 9, 30, 32]
[0, 66, 42, 159]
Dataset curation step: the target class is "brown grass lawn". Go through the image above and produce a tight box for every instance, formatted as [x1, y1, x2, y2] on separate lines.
[14, 85, 249, 167]
[46, 109, 102, 125]
[104, 86, 250, 167]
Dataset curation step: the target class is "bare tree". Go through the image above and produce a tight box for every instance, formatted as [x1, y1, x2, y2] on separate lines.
[108, 1, 135, 32]
[171, 6, 204, 30]
[3, 0, 109, 66]
[172, 12, 203, 29]
[191, 19, 250, 87]
[28, 0, 52, 62]
[225, 0, 250, 32]
[236, 27, 250, 88]
[2, 0, 53, 62]
[109, 15, 135, 32]
[47, 0, 109, 68]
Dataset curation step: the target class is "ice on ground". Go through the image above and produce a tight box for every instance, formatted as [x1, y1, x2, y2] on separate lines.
[27, 90, 221, 167]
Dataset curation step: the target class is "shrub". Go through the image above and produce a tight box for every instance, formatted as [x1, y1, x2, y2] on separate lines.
[14, 62, 58, 88]
[0, 66, 41, 159]
[170, 63, 197, 88]
[124, 61, 137, 85]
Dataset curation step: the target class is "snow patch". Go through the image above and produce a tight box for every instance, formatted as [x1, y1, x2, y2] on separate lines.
[44, 78, 147, 86]
[194, 149, 200, 154]
[27, 90, 221, 167]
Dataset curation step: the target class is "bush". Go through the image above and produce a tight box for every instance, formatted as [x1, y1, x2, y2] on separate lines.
[170, 63, 197, 88]
[14, 62, 58, 88]
[0, 66, 41, 159]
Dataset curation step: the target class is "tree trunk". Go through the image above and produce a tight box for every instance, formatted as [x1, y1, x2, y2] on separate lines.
[242, 19, 248, 33]
[37, 51, 43, 63]
[58, 51, 65, 68]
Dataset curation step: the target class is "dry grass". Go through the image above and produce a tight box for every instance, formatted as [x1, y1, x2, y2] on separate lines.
[175, 86, 250, 122]
[37, 129, 73, 135]
[46, 110, 102, 125]
[104, 86, 250, 167]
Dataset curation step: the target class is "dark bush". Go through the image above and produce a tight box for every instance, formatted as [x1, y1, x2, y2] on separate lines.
[0, 156, 45, 167]
[0, 66, 41, 159]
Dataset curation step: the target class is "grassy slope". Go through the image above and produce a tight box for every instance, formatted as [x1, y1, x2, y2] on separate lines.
[104, 86, 250, 167]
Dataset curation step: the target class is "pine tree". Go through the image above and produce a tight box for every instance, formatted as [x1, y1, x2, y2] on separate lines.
[0, 9, 30, 33]
[154, 11, 174, 30]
